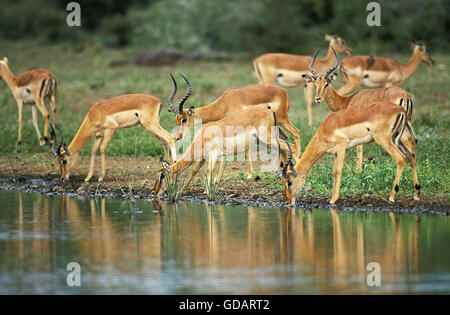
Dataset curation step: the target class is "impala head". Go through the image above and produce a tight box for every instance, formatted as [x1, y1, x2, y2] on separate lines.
[324, 34, 352, 56]
[411, 42, 434, 66]
[302, 48, 339, 103]
[167, 73, 194, 141]
[152, 157, 171, 196]
[279, 135, 298, 205]
[50, 124, 71, 181]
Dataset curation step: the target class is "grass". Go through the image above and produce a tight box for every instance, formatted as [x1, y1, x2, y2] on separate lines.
[0, 39, 449, 200]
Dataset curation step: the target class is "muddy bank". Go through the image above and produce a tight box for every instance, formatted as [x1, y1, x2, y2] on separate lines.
[1, 174, 448, 216]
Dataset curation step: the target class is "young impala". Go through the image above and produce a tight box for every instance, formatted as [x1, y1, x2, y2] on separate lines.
[280, 102, 420, 205]
[152, 107, 294, 197]
[168, 74, 301, 179]
[0, 57, 57, 146]
[302, 48, 417, 171]
[51, 94, 177, 182]
[252, 34, 352, 126]
[338, 43, 434, 95]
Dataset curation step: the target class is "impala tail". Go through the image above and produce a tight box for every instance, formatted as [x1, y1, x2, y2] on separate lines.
[391, 110, 413, 166]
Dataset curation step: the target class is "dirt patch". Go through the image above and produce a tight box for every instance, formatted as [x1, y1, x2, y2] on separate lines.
[0, 155, 448, 215]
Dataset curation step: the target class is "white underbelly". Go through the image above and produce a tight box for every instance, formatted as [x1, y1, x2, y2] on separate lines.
[347, 134, 373, 149]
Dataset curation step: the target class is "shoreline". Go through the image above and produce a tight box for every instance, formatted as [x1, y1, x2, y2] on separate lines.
[1, 175, 448, 216]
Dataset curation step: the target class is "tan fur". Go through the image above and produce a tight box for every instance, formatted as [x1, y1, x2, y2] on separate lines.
[281, 102, 420, 205]
[174, 84, 301, 179]
[0, 57, 57, 146]
[338, 45, 434, 94]
[153, 108, 295, 197]
[55, 94, 177, 182]
[306, 75, 418, 172]
[252, 35, 352, 126]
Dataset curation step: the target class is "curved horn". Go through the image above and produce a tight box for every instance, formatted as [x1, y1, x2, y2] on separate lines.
[55, 123, 64, 147]
[309, 49, 320, 79]
[168, 73, 178, 115]
[178, 73, 192, 113]
[279, 133, 291, 176]
[323, 47, 339, 78]
[50, 124, 59, 156]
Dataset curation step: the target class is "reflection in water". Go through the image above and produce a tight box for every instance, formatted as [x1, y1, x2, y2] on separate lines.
[0, 190, 449, 294]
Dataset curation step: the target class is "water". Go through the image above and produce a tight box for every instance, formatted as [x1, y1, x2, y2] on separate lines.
[0, 190, 449, 294]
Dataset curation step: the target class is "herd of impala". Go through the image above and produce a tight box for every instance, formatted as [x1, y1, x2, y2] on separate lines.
[0, 34, 434, 206]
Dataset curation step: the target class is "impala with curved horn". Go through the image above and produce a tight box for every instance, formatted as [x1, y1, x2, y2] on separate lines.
[51, 93, 177, 182]
[168, 74, 301, 179]
[302, 48, 418, 171]
[281, 101, 420, 205]
[338, 42, 434, 95]
[252, 34, 352, 126]
[152, 108, 296, 197]
[0, 57, 57, 146]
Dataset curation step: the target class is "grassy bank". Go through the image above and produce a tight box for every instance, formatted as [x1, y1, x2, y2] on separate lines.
[0, 40, 449, 202]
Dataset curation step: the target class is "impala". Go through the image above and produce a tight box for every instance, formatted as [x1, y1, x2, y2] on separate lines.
[152, 107, 295, 197]
[280, 101, 420, 205]
[302, 48, 418, 171]
[252, 34, 352, 126]
[338, 43, 434, 95]
[51, 94, 177, 182]
[0, 57, 57, 146]
[168, 74, 301, 179]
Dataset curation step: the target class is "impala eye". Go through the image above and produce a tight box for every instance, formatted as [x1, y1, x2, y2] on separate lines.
[182, 118, 187, 123]
[62, 159, 67, 165]
[288, 181, 293, 187]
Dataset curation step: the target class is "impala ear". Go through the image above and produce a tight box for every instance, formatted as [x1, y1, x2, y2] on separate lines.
[188, 106, 195, 116]
[302, 74, 315, 83]
[3, 56, 8, 63]
[324, 34, 333, 41]
[328, 73, 337, 82]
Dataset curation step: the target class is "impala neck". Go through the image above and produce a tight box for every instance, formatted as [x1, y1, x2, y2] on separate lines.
[398, 49, 422, 80]
[321, 45, 337, 66]
[194, 100, 227, 123]
[67, 119, 95, 168]
[324, 85, 349, 112]
[0, 64, 17, 90]
[294, 133, 326, 180]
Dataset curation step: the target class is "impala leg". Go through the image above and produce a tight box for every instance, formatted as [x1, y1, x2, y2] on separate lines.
[181, 160, 205, 193]
[15, 98, 23, 145]
[31, 105, 43, 145]
[410, 154, 420, 201]
[356, 144, 364, 172]
[207, 149, 219, 195]
[145, 123, 177, 162]
[330, 145, 347, 204]
[34, 96, 50, 145]
[85, 136, 102, 182]
[245, 150, 253, 179]
[375, 139, 407, 202]
[98, 129, 115, 182]
[304, 83, 314, 127]
[49, 92, 56, 128]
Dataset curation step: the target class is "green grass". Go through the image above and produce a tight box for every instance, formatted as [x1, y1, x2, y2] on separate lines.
[0, 39, 448, 200]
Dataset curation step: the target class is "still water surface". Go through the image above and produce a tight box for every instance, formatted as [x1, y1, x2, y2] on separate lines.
[0, 190, 449, 294]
